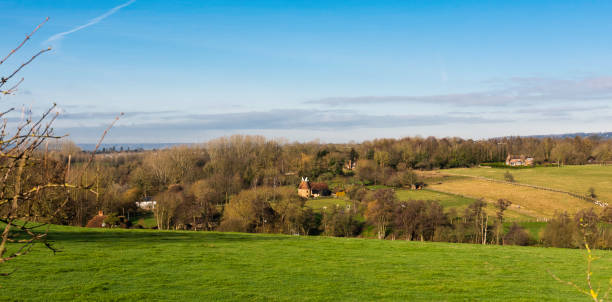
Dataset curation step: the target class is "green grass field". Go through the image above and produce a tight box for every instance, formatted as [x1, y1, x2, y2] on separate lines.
[511, 222, 547, 240]
[396, 189, 476, 208]
[2, 225, 612, 301]
[129, 212, 157, 228]
[396, 188, 536, 221]
[305, 197, 351, 211]
[447, 165, 612, 202]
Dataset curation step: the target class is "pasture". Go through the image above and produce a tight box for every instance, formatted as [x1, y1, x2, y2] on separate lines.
[396, 188, 535, 221]
[2, 225, 611, 301]
[417, 166, 611, 219]
[305, 197, 351, 211]
[428, 177, 593, 219]
[395, 189, 474, 208]
[446, 165, 612, 203]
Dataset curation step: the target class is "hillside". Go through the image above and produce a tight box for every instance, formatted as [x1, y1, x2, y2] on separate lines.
[413, 165, 612, 220]
[2, 225, 611, 301]
[444, 165, 612, 204]
[528, 132, 612, 139]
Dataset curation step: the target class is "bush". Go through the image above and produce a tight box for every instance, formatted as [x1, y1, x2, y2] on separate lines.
[347, 185, 368, 202]
[503, 223, 530, 246]
[103, 213, 120, 227]
[574, 208, 600, 248]
[587, 187, 597, 199]
[504, 171, 515, 182]
[321, 207, 361, 237]
[385, 173, 402, 188]
[218, 189, 277, 233]
[601, 207, 612, 223]
[542, 212, 576, 248]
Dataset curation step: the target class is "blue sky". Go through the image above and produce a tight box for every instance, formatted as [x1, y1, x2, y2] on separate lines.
[1, 0, 612, 143]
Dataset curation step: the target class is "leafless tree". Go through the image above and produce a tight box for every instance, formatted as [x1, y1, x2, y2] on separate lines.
[0, 18, 60, 266]
[0, 19, 119, 268]
[495, 198, 511, 245]
[365, 189, 395, 239]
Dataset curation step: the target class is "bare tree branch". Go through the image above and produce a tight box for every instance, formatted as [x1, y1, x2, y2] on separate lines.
[0, 17, 49, 66]
[0, 47, 52, 89]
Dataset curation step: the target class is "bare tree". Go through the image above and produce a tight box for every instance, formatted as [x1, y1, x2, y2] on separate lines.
[0, 18, 61, 265]
[365, 189, 395, 239]
[495, 199, 511, 245]
[465, 200, 488, 244]
[0, 19, 119, 268]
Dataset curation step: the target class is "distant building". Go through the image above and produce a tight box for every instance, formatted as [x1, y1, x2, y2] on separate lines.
[344, 159, 357, 170]
[310, 182, 331, 197]
[136, 198, 156, 210]
[298, 177, 311, 198]
[505, 155, 534, 166]
[297, 178, 331, 198]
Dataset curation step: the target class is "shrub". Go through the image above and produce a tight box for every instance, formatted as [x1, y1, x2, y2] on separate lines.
[587, 187, 597, 199]
[218, 189, 277, 233]
[503, 171, 515, 182]
[503, 223, 530, 246]
[542, 212, 576, 248]
[321, 207, 361, 237]
[347, 185, 368, 202]
[103, 213, 120, 227]
[601, 207, 612, 223]
[573, 208, 600, 248]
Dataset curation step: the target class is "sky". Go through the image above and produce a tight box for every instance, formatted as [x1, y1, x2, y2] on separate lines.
[1, 0, 612, 143]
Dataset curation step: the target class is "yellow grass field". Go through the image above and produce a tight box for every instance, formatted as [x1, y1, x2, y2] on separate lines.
[445, 165, 612, 203]
[428, 177, 595, 219]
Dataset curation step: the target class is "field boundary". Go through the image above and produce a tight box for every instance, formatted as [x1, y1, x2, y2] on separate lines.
[443, 173, 608, 208]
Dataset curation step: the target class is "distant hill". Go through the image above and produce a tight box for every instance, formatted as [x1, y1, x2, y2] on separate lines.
[528, 132, 612, 139]
[77, 142, 190, 151]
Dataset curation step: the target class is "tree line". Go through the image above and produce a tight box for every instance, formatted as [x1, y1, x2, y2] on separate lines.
[8, 134, 612, 246]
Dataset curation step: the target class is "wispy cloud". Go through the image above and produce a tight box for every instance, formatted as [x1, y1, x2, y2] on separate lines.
[57, 110, 176, 120]
[311, 76, 612, 107]
[514, 105, 609, 117]
[45, 0, 135, 43]
[52, 108, 510, 132]
[54, 109, 512, 143]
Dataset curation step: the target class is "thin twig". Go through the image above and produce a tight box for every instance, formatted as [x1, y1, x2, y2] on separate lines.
[0, 48, 52, 89]
[0, 17, 49, 65]
[79, 112, 124, 175]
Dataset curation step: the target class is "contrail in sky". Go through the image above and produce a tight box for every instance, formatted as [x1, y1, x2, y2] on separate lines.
[46, 0, 135, 43]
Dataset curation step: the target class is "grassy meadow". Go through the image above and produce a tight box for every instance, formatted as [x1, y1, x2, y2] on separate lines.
[446, 165, 612, 202]
[305, 197, 351, 211]
[416, 166, 611, 219]
[428, 177, 593, 219]
[3, 225, 612, 301]
[396, 188, 535, 221]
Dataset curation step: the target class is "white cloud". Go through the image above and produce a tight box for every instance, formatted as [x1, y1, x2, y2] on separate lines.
[310, 76, 612, 107]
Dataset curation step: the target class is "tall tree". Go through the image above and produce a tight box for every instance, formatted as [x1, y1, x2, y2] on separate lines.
[495, 199, 511, 245]
[365, 189, 396, 239]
